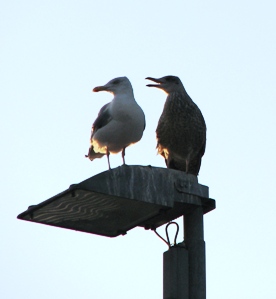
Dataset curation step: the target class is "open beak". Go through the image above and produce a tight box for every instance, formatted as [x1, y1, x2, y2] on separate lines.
[145, 77, 164, 88]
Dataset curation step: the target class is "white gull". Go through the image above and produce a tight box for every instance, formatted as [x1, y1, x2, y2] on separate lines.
[86, 76, 145, 169]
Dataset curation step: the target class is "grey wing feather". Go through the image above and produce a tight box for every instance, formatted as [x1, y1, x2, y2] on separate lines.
[92, 103, 112, 133]
[85, 103, 112, 161]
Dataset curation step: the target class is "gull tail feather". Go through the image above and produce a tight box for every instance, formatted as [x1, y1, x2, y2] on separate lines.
[85, 146, 105, 161]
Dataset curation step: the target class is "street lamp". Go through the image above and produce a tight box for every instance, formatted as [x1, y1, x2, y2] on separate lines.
[18, 165, 215, 299]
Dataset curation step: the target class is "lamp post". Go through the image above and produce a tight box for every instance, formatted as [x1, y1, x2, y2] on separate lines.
[18, 165, 215, 299]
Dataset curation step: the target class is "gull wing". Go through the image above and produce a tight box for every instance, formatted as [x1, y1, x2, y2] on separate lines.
[92, 103, 112, 133]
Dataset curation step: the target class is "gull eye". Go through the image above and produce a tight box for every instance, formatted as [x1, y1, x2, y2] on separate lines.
[113, 79, 120, 85]
[166, 76, 175, 82]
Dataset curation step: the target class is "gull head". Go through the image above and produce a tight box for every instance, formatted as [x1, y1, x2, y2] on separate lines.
[146, 75, 184, 94]
[93, 77, 133, 95]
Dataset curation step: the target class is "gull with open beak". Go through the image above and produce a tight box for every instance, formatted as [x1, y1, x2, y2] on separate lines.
[146, 75, 206, 176]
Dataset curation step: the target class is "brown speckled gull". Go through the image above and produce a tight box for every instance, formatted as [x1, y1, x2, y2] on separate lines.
[146, 75, 206, 176]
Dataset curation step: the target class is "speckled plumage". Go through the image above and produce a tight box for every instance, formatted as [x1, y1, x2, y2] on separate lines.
[146, 76, 206, 176]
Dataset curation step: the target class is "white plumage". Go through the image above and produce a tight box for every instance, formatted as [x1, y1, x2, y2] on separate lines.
[86, 77, 145, 169]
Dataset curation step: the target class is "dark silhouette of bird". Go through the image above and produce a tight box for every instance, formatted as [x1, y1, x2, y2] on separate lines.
[146, 75, 206, 176]
[85, 76, 145, 169]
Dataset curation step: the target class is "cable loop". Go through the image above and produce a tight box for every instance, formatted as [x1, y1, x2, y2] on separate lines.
[153, 221, 179, 248]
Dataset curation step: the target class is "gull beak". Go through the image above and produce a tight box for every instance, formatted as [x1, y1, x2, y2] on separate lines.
[145, 77, 164, 88]
[93, 85, 107, 92]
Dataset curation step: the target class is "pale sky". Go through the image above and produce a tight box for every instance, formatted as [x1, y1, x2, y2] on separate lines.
[1, 0, 276, 298]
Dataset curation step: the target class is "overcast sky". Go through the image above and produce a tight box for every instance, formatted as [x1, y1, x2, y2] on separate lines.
[1, 0, 276, 298]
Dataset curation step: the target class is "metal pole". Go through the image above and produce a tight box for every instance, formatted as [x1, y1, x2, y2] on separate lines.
[184, 206, 206, 299]
[163, 243, 189, 299]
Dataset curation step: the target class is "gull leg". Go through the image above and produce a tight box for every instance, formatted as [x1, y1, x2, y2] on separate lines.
[106, 149, 111, 170]
[122, 147, 126, 165]
[186, 159, 189, 174]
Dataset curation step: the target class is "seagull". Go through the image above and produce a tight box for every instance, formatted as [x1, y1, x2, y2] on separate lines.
[146, 75, 206, 176]
[85, 76, 145, 169]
